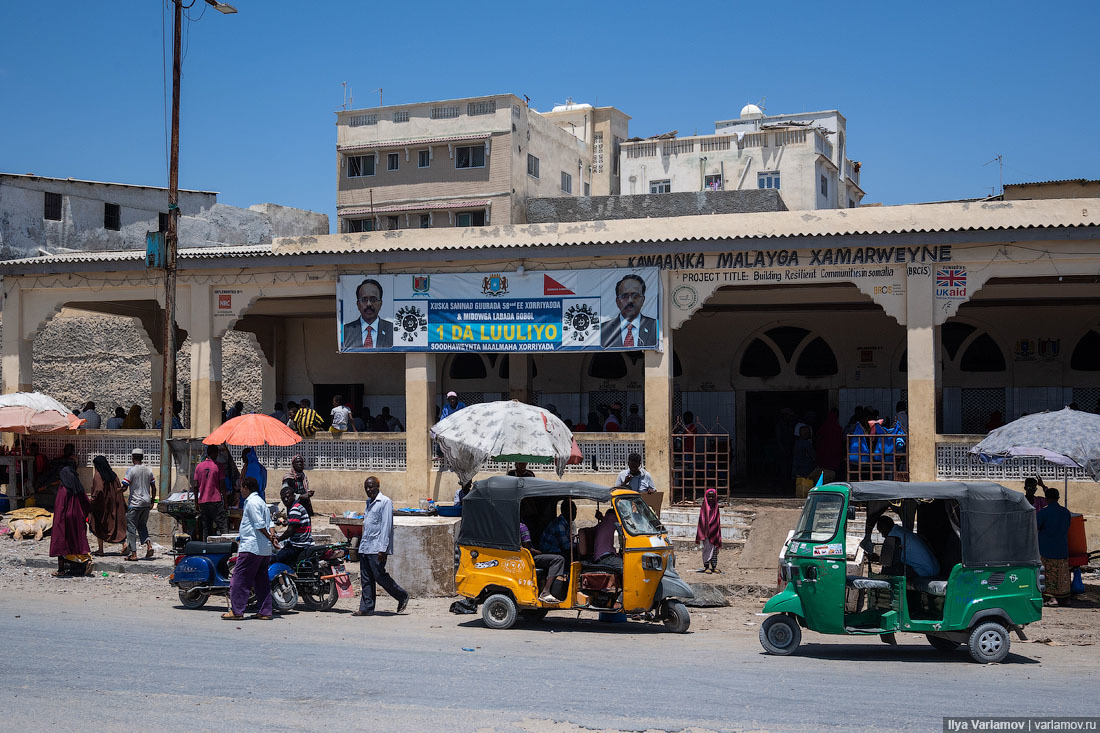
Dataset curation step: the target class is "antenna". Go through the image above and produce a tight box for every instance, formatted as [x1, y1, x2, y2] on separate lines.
[983, 154, 1003, 195]
[341, 82, 347, 111]
[756, 96, 767, 113]
[368, 88, 382, 107]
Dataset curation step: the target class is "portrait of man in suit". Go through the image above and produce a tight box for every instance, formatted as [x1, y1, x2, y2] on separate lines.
[600, 273, 658, 348]
[342, 278, 394, 350]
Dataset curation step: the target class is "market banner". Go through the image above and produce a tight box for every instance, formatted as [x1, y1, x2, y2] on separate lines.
[336, 268, 661, 353]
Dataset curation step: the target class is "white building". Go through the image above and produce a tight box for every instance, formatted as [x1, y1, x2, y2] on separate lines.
[619, 105, 864, 211]
[334, 95, 629, 233]
[0, 173, 328, 259]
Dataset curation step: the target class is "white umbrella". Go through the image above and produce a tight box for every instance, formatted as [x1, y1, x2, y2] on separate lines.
[0, 392, 85, 432]
[430, 400, 574, 485]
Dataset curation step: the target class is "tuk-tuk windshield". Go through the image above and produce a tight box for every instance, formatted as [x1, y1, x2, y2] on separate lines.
[614, 496, 662, 536]
[792, 492, 844, 542]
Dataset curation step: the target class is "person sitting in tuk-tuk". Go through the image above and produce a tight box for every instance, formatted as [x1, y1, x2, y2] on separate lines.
[874, 515, 939, 578]
[590, 508, 621, 569]
[520, 520, 567, 604]
[540, 499, 578, 556]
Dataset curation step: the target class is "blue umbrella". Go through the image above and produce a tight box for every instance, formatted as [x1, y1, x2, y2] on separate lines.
[970, 407, 1100, 505]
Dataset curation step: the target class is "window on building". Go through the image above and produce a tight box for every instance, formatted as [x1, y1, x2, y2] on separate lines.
[758, 172, 780, 189]
[794, 337, 839, 377]
[159, 212, 170, 233]
[449, 354, 487, 379]
[419, 214, 431, 229]
[347, 154, 375, 177]
[418, 149, 430, 168]
[588, 353, 628, 379]
[739, 339, 781, 378]
[348, 114, 377, 126]
[592, 132, 604, 173]
[960, 334, 1006, 372]
[467, 100, 496, 116]
[649, 179, 671, 194]
[346, 218, 375, 233]
[704, 174, 723, 191]
[103, 202, 121, 231]
[527, 154, 539, 179]
[393, 110, 409, 123]
[820, 174, 828, 197]
[561, 171, 573, 194]
[43, 191, 62, 220]
[431, 105, 460, 119]
[387, 215, 399, 230]
[849, 199, 856, 208]
[584, 182, 590, 196]
[1071, 330, 1100, 371]
[455, 210, 486, 227]
[388, 152, 400, 171]
[455, 146, 485, 169]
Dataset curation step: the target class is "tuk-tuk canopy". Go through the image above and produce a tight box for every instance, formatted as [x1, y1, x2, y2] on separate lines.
[457, 476, 614, 552]
[840, 481, 1041, 567]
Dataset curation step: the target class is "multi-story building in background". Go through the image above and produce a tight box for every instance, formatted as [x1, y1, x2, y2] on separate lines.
[334, 94, 628, 232]
[619, 105, 864, 211]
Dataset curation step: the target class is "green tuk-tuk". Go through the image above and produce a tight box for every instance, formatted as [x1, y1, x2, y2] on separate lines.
[759, 481, 1043, 663]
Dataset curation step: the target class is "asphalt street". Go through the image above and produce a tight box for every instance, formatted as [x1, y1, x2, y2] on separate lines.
[2, 587, 1098, 732]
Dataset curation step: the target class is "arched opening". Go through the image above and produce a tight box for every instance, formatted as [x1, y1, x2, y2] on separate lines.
[1070, 330, 1100, 371]
[795, 337, 839, 377]
[959, 333, 1006, 372]
[739, 339, 781, 378]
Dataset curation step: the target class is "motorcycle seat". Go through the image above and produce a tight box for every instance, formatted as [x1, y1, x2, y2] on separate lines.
[846, 575, 892, 591]
[909, 578, 948, 597]
[182, 541, 235, 556]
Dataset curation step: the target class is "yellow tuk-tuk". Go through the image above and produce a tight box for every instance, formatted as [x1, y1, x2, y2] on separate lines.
[455, 476, 694, 632]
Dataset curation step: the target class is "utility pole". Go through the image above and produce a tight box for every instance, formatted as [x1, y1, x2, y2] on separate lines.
[158, 0, 236, 501]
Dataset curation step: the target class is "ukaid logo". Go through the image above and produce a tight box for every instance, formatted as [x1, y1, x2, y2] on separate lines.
[935, 266, 967, 299]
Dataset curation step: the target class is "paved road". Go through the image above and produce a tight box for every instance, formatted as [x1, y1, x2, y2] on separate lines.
[2, 590, 1098, 732]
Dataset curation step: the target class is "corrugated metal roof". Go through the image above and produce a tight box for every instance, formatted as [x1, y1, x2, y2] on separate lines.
[1003, 179, 1100, 188]
[340, 199, 492, 216]
[3, 199, 1097, 271]
[0, 172, 218, 195]
[337, 133, 494, 153]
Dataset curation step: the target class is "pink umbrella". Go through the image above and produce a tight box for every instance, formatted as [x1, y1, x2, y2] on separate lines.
[567, 437, 584, 465]
[0, 392, 85, 433]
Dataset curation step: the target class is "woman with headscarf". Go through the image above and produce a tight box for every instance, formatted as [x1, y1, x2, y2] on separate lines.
[696, 488, 723, 574]
[49, 466, 92, 576]
[89, 455, 127, 555]
[216, 444, 240, 503]
[282, 454, 315, 516]
[239, 447, 267, 508]
[121, 404, 145, 429]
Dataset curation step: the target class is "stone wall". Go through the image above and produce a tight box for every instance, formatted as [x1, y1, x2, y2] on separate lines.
[1, 314, 265, 427]
[526, 189, 787, 223]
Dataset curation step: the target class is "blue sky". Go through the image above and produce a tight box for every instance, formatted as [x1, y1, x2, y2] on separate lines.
[2, 1, 1098, 231]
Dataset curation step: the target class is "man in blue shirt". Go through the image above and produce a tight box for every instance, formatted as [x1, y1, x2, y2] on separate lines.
[440, 391, 466, 420]
[875, 516, 939, 578]
[352, 476, 410, 617]
[224, 477, 278, 621]
[1036, 488, 1072, 607]
[540, 499, 577, 556]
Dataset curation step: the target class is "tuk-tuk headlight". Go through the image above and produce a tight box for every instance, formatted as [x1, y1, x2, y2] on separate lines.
[641, 553, 664, 571]
[1037, 569, 1046, 593]
[780, 562, 798, 582]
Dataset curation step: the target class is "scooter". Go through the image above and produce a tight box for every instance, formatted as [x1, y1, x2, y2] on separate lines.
[281, 542, 352, 611]
[169, 536, 298, 612]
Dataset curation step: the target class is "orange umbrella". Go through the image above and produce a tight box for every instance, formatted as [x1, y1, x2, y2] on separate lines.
[202, 413, 301, 447]
[567, 437, 584, 465]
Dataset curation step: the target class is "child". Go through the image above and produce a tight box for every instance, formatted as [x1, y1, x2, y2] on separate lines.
[696, 488, 722, 573]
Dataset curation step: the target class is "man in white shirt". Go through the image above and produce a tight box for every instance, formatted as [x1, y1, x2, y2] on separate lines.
[616, 452, 657, 494]
[330, 395, 353, 435]
[352, 476, 409, 616]
[77, 401, 101, 429]
[224, 476, 279, 621]
[122, 448, 156, 560]
[341, 278, 394, 350]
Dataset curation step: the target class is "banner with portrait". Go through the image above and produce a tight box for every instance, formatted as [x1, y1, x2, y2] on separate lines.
[336, 268, 661, 353]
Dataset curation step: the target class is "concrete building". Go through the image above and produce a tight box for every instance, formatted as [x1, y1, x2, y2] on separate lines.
[527, 189, 786, 223]
[1003, 178, 1100, 200]
[620, 105, 863, 211]
[334, 94, 628, 233]
[0, 173, 329, 260]
[5, 198, 1100, 558]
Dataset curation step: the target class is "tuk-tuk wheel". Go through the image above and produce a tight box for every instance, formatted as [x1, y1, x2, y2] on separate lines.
[482, 593, 518, 630]
[663, 600, 691, 633]
[759, 614, 802, 656]
[967, 621, 1010, 664]
[926, 634, 960, 652]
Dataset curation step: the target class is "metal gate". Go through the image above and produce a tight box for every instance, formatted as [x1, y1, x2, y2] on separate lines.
[671, 419, 731, 504]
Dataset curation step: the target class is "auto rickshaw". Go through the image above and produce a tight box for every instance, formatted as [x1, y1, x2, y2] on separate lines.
[455, 476, 695, 632]
[759, 480, 1043, 663]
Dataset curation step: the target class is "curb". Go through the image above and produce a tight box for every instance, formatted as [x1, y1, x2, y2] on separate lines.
[1, 554, 171, 576]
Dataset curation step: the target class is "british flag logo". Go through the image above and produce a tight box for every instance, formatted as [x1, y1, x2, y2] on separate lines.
[935, 266, 967, 298]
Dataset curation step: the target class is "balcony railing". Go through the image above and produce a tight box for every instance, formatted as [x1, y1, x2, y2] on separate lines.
[936, 435, 1092, 481]
[434, 433, 643, 475]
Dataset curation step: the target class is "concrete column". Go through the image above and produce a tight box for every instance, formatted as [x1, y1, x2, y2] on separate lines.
[188, 284, 223, 436]
[1, 283, 33, 394]
[405, 353, 437, 490]
[905, 267, 939, 481]
[508, 354, 531, 403]
[644, 271, 674, 492]
[150, 351, 165, 422]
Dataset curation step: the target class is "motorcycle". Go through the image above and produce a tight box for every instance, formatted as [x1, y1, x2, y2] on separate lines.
[281, 542, 352, 611]
[169, 536, 299, 612]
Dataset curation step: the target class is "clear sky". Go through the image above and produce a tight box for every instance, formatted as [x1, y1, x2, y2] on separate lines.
[3, 1, 1098, 231]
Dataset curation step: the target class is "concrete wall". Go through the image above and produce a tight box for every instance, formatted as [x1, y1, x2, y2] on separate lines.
[527, 190, 786, 223]
[1003, 180, 1100, 200]
[247, 203, 329, 237]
